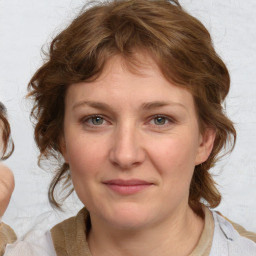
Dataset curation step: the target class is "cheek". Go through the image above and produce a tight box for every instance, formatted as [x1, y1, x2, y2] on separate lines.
[66, 137, 105, 205]
[66, 133, 109, 182]
[147, 134, 199, 185]
[144, 135, 198, 211]
[150, 134, 197, 166]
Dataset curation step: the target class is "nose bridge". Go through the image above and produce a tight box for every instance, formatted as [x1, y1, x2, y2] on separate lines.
[109, 120, 144, 168]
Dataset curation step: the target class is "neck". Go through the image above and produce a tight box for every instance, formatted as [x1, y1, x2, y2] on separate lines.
[88, 205, 204, 256]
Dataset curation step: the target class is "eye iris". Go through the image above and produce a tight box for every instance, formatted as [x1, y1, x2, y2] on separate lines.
[154, 117, 166, 125]
[92, 117, 103, 125]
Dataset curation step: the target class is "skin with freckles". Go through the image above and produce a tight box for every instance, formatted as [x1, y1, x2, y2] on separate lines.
[61, 54, 215, 256]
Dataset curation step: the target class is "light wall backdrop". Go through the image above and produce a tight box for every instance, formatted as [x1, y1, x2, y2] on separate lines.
[0, 0, 256, 237]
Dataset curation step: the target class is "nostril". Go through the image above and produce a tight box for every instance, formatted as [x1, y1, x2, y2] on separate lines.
[109, 127, 146, 169]
[109, 146, 145, 170]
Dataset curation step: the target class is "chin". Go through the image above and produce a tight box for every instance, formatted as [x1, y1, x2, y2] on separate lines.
[102, 204, 156, 230]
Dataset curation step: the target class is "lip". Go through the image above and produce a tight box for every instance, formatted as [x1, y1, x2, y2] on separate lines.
[103, 179, 153, 195]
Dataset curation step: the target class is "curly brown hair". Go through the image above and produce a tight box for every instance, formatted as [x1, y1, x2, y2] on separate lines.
[0, 102, 14, 160]
[28, 0, 236, 214]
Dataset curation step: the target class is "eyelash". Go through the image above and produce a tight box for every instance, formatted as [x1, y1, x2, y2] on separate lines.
[147, 114, 175, 127]
[81, 114, 175, 128]
[81, 115, 108, 127]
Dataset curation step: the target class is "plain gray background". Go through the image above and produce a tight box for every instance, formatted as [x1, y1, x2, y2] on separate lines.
[1, 0, 256, 236]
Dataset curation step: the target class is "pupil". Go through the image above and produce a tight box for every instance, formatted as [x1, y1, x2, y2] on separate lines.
[155, 117, 165, 125]
[93, 117, 103, 125]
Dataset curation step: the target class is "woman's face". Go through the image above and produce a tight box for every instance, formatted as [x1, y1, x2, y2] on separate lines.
[61, 54, 214, 230]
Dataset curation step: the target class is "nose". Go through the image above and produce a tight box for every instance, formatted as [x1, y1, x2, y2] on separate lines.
[109, 123, 146, 169]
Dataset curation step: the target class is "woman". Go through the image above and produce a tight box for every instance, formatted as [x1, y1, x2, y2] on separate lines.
[0, 102, 15, 217]
[0, 103, 14, 161]
[0, 103, 16, 254]
[1, 0, 256, 255]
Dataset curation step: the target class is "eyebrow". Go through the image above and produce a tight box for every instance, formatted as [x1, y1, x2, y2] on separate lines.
[72, 100, 186, 111]
[72, 101, 113, 112]
[141, 101, 186, 110]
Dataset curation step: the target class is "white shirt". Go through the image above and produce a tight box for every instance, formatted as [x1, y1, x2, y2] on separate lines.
[4, 230, 56, 256]
[3, 210, 256, 256]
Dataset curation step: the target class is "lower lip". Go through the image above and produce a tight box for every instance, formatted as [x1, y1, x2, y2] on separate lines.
[105, 184, 152, 195]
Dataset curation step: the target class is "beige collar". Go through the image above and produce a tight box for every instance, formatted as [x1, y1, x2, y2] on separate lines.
[51, 206, 214, 256]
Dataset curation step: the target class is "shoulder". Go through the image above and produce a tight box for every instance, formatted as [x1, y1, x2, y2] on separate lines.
[210, 211, 256, 256]
[0, 222, 16, 256]
[1, 208, 89, 256]
[50, 207, 88, 239]
[4, 230, 56, 256]
[50, 208, 90, 256]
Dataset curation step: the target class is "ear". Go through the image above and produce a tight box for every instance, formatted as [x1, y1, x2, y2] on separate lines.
[59, 135, 69, 164]
[195, 128, 216, 165]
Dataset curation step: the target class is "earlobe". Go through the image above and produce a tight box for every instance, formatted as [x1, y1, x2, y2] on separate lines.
[195, 128, 216, 165]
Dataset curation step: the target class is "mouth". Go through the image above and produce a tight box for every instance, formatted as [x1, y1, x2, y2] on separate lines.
[102, 179, 153, 195]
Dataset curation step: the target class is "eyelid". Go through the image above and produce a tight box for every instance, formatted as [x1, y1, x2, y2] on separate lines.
[147, 114, 176, 126]
[81, 114, 110, 126]
[79, 113, 176, 128]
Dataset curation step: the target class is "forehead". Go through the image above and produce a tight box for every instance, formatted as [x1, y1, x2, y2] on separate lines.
[65, 56, 197, 123]
[66, 54, 194, 107]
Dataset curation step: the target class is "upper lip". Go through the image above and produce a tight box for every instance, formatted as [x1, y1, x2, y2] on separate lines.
[103, 179, 153, 186]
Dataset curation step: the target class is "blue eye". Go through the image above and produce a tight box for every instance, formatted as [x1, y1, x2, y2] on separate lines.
[153, 116, 167, 125]
[90, 116, 104, 125]
[82, 115, 106, 126]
